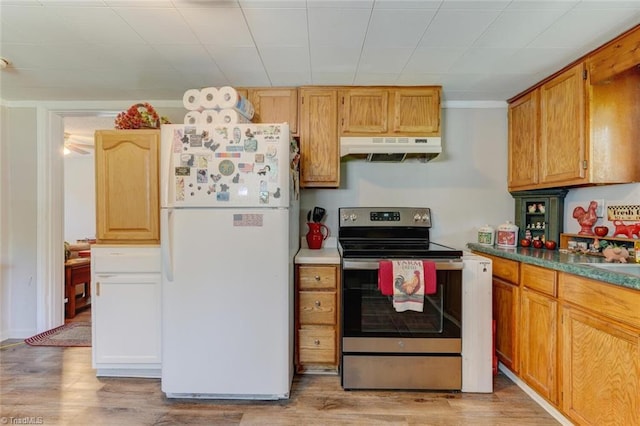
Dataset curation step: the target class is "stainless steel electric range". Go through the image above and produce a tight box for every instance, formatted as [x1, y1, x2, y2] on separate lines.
[338, 207, 490, 391]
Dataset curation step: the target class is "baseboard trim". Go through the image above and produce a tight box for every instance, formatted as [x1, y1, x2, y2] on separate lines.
[499, 363, 573, 426]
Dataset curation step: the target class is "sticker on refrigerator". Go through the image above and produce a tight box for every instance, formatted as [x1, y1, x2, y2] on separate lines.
[233, 214, 263, 227]
[265, 145, 277, 159]
[172, 129, 184, 153]
[254, 154, 265, 164]
[181, 154, 195, 167]
[204, 140, 220, 152]
[175, 167, 190, 176]
[197, 169, 207, 183]
[175, 177, 185, 201]
[232, 173, 241, 184]
[225, 145, 243, 152]
[197, 155, 210, 168]
[244, 136, 258, 152]
[216, 191, 229, 201]
[257, 165, 270, 176]
[190, 134, 203, 147]
[233, 127, 241, 144]
[210, 173, 222, 182]
[273, 187, 281, 198]
[218, 160, 235, 176]
[238, 163, 254, 173]
[216, 152, 241, 158]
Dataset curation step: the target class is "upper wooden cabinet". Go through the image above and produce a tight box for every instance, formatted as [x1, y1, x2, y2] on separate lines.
[538, 63, 586, 187]
[508, 25, 640, 192]
[339, 86, 441, 136]
[247, 88, 298, 135]
[298, 88, 340, 188]
[508, 90, 539, 188]
[509, 64, 587, 192]
[94, 130, 160, 244]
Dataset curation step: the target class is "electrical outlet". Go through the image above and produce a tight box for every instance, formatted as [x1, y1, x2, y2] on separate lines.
[594, 199, 605, 218]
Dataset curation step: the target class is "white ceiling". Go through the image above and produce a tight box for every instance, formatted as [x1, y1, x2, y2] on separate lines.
[2, 0, 640, 104]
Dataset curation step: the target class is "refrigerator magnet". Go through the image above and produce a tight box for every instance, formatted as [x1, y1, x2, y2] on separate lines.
[197, 169, 207, 183]
[233, 127, 241, 144]
[254, 154, 265, 164]
[273, 187, 281, 198]
[244, 137, 258, 152]
[238, 163, 254, 173]
[175, 177, 185, 201]
[217, 192, 229, 201]
[180, 154, 195, 167]
[190, 134, 203, 147]
[175, 167, 190, 176]
[218, 160, 235, 176]
[259, 191, 269, 204]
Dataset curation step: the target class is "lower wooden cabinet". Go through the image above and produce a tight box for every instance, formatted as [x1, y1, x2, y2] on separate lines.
[493, 277, 519, 372]
[561, 305, 640, 426]
[520, 287, 558, 404]
[295, 264, 340, 373]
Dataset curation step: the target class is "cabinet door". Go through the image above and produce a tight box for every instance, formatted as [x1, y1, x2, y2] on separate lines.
[520, 288, 558, 404]
[93, 273, 161, 365]
[493, 277, 519, 372]
[299, 88, 340, 187]
[339, 88, 388, 134]
[539, 63, 586, 186]
[248, 88, 298, 135]
[508, 90, 539, 190]
[561, 305, 640, 426]
[95, 130, 160, 243]
[390, 87, 440, 135]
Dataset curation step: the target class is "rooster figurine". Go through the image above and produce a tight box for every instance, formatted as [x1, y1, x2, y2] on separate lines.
[572, 200, 598, 236]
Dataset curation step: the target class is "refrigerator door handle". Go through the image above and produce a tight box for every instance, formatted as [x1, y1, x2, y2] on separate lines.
[162, 209, 174, 281]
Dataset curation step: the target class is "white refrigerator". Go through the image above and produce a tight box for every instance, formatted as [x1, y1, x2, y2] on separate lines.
[160, 123, 299, 399]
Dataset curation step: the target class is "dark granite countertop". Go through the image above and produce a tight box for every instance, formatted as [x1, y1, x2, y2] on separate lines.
[467, 243, 640, 291]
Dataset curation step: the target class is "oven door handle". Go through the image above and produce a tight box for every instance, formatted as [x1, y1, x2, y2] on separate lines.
[342, 259, 464, 271]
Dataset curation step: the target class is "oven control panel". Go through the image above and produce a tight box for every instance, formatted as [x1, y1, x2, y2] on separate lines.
[339, 207, 432, 227]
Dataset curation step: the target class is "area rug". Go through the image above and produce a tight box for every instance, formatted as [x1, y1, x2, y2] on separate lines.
[24, 322, 91, 347]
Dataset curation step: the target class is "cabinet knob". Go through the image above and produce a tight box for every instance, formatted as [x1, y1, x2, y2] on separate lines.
[314, 339, 320, 345]
[314, 300, 321, 307]
[314, 275, 321, 281]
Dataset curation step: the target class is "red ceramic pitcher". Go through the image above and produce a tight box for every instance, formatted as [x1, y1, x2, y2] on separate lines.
[306, 222, 329, 249]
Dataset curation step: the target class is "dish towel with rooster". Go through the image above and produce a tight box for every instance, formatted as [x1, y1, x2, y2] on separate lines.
[378, 260, 437, 312]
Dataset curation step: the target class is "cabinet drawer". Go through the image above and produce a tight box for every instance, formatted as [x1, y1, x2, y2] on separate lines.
[485, 254, 519, 284]
[559, 272, 640, 329]
[299, 292, 336, 325]
[521, 263, 556, 297]
[298, 328, 336, 364]
[298, 265, 337, 290]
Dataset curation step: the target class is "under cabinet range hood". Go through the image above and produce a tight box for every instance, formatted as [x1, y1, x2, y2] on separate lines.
[340, 136, 442, 162]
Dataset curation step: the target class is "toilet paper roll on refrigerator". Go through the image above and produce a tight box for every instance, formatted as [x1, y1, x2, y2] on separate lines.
[216, 86, 255, 120]
[219, 109, 250, 124]
[182, 89, 202, 111]
[199, 87, 220, 110]
[184, 111, 202, 125]
[201, 109, 220, 125]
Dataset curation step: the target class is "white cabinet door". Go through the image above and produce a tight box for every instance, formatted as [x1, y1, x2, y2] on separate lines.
[93, 273, 161, 365]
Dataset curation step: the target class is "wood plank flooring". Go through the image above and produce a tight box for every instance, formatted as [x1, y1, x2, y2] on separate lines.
[1, 310, 560, 425]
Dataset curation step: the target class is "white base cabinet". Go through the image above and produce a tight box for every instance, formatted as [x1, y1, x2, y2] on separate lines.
[91, 246, 161, 377]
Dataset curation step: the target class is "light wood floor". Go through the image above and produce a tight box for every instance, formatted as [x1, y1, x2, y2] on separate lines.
[1, 309, 560, 425]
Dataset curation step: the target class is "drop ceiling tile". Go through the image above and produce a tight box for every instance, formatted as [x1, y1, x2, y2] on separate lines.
[530, 8, 640, 48]
[268, 71, 311, 86]
[104, 0, 174, 6]
[474, 10, 567, 48]
[353, 72, 400, 85]
[150, 43, 221, 69]
[449, 48, 519, 74]
[239, 0, 305, 8]
[98, 43, 173, 70]
[439, 1, 509, 10]
[114, 8, 200, 44]
[374, 1, 441, 9]
[395, 72, 445, 86]
[180, 7, 254, 47]
[310, 46, 360, 72]
[243, 8, 308, 47]
[403, 47, 466, 73]
[40, 0, 108, 5]
[310, 72, 356, 85]
[259, 47, 310, 73]
[307, 8, 370, 48]
[365, 9, 437, 48]
[225, 70, 271, 87]
[307, 1, 373, 9]
[358, 47, 414, 73]
[505, 0, 578, 11]
[204, 45, 263, 74]
[0, 5, 85, 43]
[50, 6, 147, 44]
[499, 47, 576, 75]
[573, 1, 640, 10]
[419, 10, 502, 48]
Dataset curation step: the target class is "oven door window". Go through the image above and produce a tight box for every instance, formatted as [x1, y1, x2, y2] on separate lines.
[342, 268, 461, 339]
